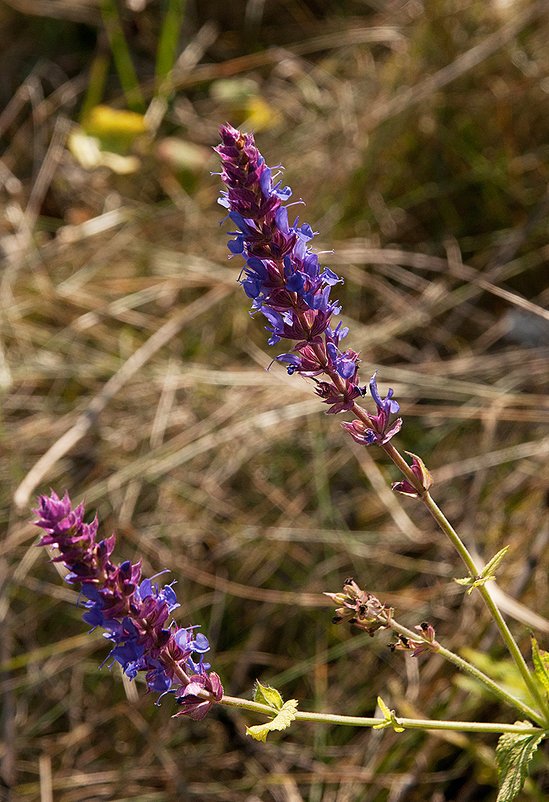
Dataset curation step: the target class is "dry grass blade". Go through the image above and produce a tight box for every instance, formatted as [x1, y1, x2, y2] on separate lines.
[13, 284, 233, 510]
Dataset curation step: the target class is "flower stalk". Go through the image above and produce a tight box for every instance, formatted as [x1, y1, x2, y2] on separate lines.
[325, 577, 545, 725]
[216, 124, 549, 729]
[199, 690, 544, 735]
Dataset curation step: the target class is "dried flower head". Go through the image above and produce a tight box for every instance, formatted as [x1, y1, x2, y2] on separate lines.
[325, 577, 393, 636]
[388, 622, 440, 657]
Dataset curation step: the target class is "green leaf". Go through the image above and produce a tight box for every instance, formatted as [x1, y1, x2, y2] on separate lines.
[531, 636, 549, 695]
[155, 0, 186, 91]
[376, 695, 392, 720]
[373, 696, 404, 732]
[495, 723, 545, 802]
[99, 0, 145, 112]
[454, 575, 488, 595]
[246, 699, 298, 742]
[482, 545, 510, 578]
[455, 546, 509, 595]
[253, 680, 284, 710]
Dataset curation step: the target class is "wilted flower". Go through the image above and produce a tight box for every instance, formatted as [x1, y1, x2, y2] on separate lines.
[174, 671, 224, 720]
[324, 577, 393, 637]
[34, 490, 222, 716]
[388, 622, 440, 657]
[392, 453, 433, 497]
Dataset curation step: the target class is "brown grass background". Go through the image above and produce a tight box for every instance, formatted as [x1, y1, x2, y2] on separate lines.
[1, 1, 549, 799]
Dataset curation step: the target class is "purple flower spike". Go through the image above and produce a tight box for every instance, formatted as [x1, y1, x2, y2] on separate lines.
[34, 490, 223, 717]
[216, 125, 366, 415]
[217, 127, 404, 439]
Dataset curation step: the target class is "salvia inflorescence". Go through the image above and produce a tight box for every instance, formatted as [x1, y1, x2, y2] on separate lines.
[32, 126, 406, 719]
[33, 131, 547, 802]
[216, 123, 402, 444]
[34, 490, 222, 719]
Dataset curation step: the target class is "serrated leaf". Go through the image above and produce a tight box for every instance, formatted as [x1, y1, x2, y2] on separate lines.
[482, 546, 510, 578]
[246, 699, 298, 742]
[532, 636, 549, 695]
[253, 680, 283, 710]
[496, 724, 545, 802]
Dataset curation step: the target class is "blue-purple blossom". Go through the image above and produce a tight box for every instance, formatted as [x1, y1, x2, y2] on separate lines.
[34, 490, 222, 717]
[341, 373, 402, 445]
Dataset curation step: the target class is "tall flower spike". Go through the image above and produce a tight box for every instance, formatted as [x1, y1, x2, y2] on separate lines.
[216, 124, 365, 414]
[217, 127, 403, 436]
[34, 490, 222, 718]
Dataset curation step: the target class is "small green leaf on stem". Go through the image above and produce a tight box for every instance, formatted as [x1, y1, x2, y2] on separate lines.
[374, 696, 404, 733]
[253, 680, 284, 709]
[455, 546, 510, 595]
[495, 723, 545, 802]
[483, 545, 510, 576]
[454, 575, 490, 595]
[246, 699, 298, 742]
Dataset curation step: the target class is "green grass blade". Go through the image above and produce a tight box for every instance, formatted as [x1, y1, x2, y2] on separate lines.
[100, 0, 146, 112]
[155, 0, 186, 96]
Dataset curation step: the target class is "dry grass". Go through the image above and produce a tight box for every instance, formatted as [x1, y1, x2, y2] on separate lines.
[1, 1, 549, 800]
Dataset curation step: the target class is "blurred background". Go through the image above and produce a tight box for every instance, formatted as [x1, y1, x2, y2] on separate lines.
[1, 0, 549, 799]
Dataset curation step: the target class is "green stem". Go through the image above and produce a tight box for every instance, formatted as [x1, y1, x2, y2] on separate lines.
[419, 489, 484, 580]
[378, 437, 549, 723]
[287, 332, 548, 722]
[219, 694, 544, 734]
[385, 616, 545, 725]
[421, 490, 549, 724]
